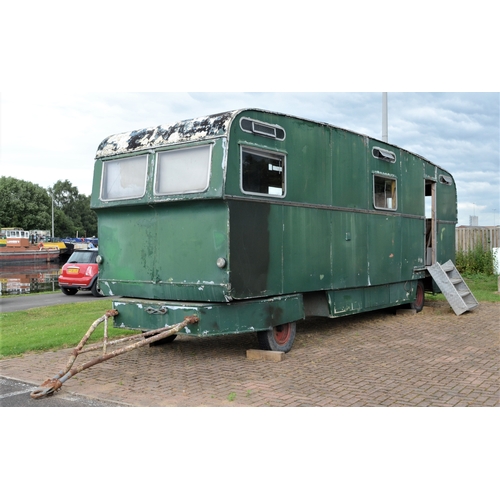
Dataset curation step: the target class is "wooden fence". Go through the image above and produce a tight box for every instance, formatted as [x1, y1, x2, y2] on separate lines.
[455, 226, 500, 252]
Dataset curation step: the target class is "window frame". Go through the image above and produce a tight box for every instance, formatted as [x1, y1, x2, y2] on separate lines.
[373, 173, 398, 211]
[154, 143, 213, 196]
[240, 146, 287, 198]
[100, 154, 149, 201]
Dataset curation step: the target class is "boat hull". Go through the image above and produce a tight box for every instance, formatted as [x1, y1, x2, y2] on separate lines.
[0, 249, 60, 264]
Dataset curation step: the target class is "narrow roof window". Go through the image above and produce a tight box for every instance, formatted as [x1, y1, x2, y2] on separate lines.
[372, 147, 396, 163]
[439, 174, 453, 185]
[240, 118, 285, 140]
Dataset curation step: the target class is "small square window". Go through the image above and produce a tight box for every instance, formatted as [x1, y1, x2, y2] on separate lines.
[374, 175, 397, 210]
[241, 147, 285, 197]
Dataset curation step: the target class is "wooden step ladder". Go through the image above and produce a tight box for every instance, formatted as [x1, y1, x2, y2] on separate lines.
[427, 260, 479, 315]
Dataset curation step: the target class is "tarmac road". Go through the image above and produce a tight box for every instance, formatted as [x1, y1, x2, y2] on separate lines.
[0, 376, 125, 407]
[0, 290, 108, 313]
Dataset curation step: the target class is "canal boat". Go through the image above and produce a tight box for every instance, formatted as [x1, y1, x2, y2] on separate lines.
[0, 230, 60, 264]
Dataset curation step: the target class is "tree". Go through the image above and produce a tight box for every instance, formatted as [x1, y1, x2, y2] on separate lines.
[0, 177, 52, 230]
[48, 180, 97, 237]
[0, 177, 97, 238]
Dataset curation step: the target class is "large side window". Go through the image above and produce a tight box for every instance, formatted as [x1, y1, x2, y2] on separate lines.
[101, 155, 148, 201]
[155, 145, 211, 195]
[241, 147, 285, 197]
[373, 175, 397, 210]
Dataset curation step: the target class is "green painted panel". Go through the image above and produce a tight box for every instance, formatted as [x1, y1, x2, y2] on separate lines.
[327, 281, 417, 318]
[437, 222, 456, 264]
[112, 294, 304, 336]
[366, 214, 401, 285]
[98, 200, 230, 301]
[332, 130, 369, 210]
[331, 211, 369, 290]
[282, 206, 332, 292]
[436, 171, 457, 222]
[400, 154, 425, 215]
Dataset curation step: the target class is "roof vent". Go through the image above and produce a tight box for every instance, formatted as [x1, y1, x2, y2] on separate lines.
[240, 118, 285, 140]
[372, 147, 396, 163]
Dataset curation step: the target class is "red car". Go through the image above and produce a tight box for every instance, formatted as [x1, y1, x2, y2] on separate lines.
[58, 249, 103, 296]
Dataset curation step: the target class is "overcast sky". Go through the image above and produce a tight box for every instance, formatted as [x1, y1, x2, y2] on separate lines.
[1, 92, 498, 226]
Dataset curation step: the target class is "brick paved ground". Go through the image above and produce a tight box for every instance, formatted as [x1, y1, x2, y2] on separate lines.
[1, 301, 498, 406]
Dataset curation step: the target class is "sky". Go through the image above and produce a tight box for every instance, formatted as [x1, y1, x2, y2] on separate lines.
[1, 92, 498, 226]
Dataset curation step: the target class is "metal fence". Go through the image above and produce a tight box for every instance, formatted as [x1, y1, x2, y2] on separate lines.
[456, 227, 500, 252]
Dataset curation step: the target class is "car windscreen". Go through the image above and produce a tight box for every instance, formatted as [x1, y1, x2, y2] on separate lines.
[67, 251, 97, 264]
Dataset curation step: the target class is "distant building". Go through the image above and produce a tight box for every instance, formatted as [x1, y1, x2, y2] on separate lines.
[469, 216, 478, 226]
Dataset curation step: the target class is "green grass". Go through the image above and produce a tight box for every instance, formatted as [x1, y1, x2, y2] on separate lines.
[426, 273, 499, 303]
[1, 273, 498, 359]
[461, 273, 500, 302]
[0, 300, 128, 358]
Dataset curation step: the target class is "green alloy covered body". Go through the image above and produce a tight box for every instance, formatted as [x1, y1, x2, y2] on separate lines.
[90, 109, 456, 352]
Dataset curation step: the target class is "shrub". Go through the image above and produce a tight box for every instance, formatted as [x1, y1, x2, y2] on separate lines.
[456, 244, 495, 275]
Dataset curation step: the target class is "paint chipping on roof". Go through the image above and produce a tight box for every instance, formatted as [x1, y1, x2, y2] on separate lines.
[96, 111, 237, 158]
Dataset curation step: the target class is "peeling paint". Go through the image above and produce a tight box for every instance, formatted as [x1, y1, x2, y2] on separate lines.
[96, 111, 238, 159]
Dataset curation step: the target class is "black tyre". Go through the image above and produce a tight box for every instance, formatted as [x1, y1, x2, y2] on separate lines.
[61, 287, 78, 296]
[410, 280, 425, 312]
[91, 280, 104, 297]
[149, 334, 177, 347]
[257, 322, 296, 353]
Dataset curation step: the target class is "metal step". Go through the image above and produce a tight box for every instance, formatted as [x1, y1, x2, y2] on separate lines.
[427, 260, 479, 315]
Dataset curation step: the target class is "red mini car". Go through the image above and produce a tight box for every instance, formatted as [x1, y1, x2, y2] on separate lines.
[58, 249, 103, 296]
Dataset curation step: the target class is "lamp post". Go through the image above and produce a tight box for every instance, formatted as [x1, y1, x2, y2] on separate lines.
[382, 92, 388, 142]
[51, 194, 54, 239]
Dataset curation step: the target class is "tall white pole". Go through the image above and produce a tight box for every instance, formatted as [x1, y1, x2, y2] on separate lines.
[382, 92, 388, 142]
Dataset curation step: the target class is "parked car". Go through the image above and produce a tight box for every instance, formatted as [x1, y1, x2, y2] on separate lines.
[58, 249, 103, 296]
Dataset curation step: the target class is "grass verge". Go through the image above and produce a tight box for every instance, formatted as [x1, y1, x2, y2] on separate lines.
[0, 300, 128, 358]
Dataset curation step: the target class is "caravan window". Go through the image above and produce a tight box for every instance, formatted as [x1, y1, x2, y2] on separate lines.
[241, 147, 286, 197]
[373, 175, 397, 210]
[155, 145, 212, 195]
[101, 155, 148, 201]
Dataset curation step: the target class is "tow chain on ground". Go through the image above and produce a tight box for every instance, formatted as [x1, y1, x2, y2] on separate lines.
[30, 310, 199, 399]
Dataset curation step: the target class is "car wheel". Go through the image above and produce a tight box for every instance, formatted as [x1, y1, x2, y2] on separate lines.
[61, 287, 78, 296]
[91, 280, 104, 297]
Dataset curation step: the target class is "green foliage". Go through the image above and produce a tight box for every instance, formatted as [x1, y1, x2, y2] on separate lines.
[0, 177, 97, 238]
[49, 180, 97, 237]
[0, 177, 52, 229]
[456, 245, 495, 275]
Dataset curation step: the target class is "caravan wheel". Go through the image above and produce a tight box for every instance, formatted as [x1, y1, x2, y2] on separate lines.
[410, 281, 425, 312]
[257, 322, 296, 353]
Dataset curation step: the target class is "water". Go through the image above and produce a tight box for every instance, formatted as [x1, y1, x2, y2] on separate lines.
[0, 261, 62, 295]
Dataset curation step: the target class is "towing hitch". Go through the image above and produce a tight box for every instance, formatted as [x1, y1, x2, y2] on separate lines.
[30, 310, 199, 399]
